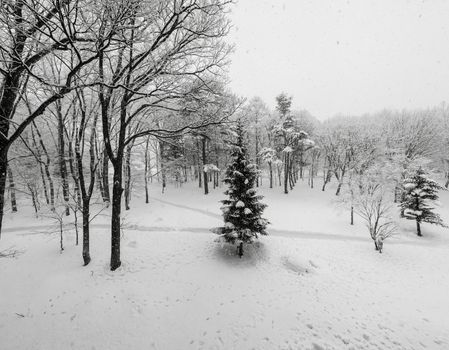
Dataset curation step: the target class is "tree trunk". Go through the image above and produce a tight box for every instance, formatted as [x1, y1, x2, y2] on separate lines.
[66, 132, 81, 208]
[144, 137, 150, 204]
[416, 220, 422, 237]
[73, 209, 79, 246]
[335, 182, 343, 196]
[29, 127, 49, 205]
[202, 136, 208, 195]
[197, 140, 202, 188]
[39, 163, 50, 205]
[237, 242, 243, 258]
[7, 166, 17, 212]
[159, 141, 166, 193]
[311, 168, 315, 188]
[75, 94, 98, 266]
[110, 162, 123, 271]
[56, 101, 70, 216]
[96, 167, 104, 199]
[269, 162, 273, 189]
[124, 143, 133, 210]
[59, 220, 64, 253]
[278, 166, 282, 187]
[32, 124, 55, 210]
[284, 153, 289, 194]
[0, 45, 24, 235]
[82, 199, 91, 265]
[214, 144, 220, 189]
[350, 206, 354, 225]
[289, 168, 295, 190]
[102, 151, 110, 205]
[0, 148, 9, 236]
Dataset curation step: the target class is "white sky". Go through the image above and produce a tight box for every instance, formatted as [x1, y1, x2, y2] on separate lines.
[227, 0, 449, 119]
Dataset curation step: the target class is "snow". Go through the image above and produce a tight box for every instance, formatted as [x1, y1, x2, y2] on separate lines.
[1, 180, 449, 349]
[403, 183, 416, 190]
[235, 200, 245, 208]
[404, 209, 423, 217]
[203, 164, 220, 172]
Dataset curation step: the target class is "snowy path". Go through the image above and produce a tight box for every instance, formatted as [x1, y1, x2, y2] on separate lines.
[150, 196, 222, 219]
[1, 213, 443, 249]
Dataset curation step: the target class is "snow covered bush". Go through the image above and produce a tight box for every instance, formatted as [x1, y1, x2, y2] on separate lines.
[350, 171, 396, 253]
[214, 120, 269, 257]
[401, 167, 446, 236]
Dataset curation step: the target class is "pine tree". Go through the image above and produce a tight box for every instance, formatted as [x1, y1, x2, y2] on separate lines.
[401, 167, 446, 236]
[215, 120, 269, 257]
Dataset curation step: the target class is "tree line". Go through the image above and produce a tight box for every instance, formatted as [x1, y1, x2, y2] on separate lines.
[1, 1, 448, 266]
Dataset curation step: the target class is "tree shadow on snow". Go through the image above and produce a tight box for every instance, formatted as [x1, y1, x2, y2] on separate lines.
[213, 240, 270, 267]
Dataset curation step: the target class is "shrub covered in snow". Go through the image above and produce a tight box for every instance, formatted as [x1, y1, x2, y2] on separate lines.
[214, 119, 269, 257]
[350, 171, 396, 253]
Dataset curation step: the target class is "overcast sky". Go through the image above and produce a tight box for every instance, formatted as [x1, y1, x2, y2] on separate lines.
[227, 0, 449, 120]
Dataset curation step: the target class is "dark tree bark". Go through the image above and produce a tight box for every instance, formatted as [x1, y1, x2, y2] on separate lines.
[102, 150, 111, 205]
[0, 149, 8, 235]
[32, 124, 55, 210]
[335, 182, 343, 196]
[350, 206, 354, 225]
[322, 168, 332, 192]
[26, 183, 38, 216]
[7, 166, 17, 212]
[56, 100, 70, 216]
[268, 162, 273, 189]
[29, 126, 50, 204]
[237, 242, 243, 258]
[202, 136, 209, 195]
[144, 137, 150, 204]
[309, 163, 314, 188]
[416, 220, 422, 237]
[66, 116, 81, 207]
[124, 140, 134, 210]
[197, 139, 202, 188]
[110, 159, 124, 270]
[0, 1, 59, 234]
[74, 89, 100, 266]
[278, 165, 282, 187]
[283, 153, 289, 194]
[159, 141, 167, 193]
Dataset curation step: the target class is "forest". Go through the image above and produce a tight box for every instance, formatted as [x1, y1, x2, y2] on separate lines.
[1, 1, 448, 349]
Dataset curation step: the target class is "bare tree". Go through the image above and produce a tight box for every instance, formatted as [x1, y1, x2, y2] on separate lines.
[352, 174, 396, 253]
[95, 0, 233, 270]
[0, 0, 123, 237]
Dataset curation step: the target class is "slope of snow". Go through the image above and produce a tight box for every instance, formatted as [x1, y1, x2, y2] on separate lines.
[1, 180, 449, 349]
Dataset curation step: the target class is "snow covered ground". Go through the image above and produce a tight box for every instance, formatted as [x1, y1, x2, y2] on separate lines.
[1, 180, 449, 350]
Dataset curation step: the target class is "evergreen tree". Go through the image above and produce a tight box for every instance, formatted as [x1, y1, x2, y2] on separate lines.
[215, 120, 269, 257]
[401, 167, 446, 236]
